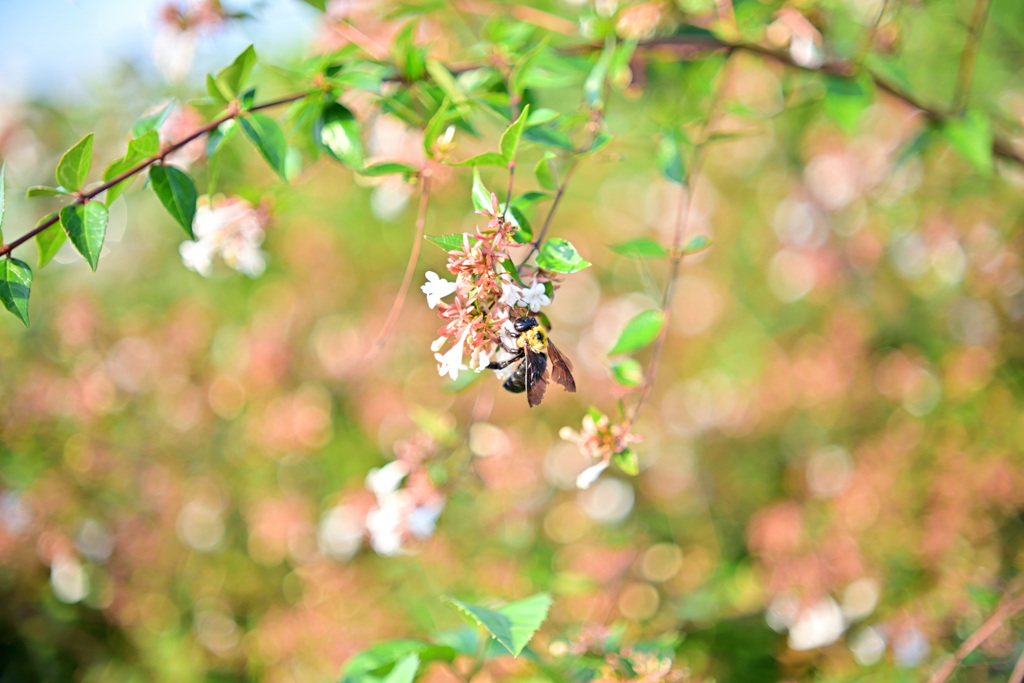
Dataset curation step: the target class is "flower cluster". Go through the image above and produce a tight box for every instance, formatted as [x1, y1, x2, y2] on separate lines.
[422, 195, 556, 380]
[567, 625, 689, 683]
[179, 195, 270, 278]
[364, 432, 446, 556]
[560, 413, 644, 489]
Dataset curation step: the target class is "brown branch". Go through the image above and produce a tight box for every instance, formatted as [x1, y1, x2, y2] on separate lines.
[368, 174, 432, 358]
[926, 591, 1024, 683]
[953, 0, 992, 113]
[0, 91, 309, 259]
[517, 157, 578, 270]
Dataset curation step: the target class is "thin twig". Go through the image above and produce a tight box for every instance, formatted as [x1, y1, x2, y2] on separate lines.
[953, 0, 992, 113]
[0, 92, 308, 259]
[926, 591, 1024, 683]
[517, 158, 579, 270]
[619, 52, 736, 440]
[368, 174, 432, 357]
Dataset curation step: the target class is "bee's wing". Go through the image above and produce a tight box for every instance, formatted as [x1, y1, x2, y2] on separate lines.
[525, 348, 549, 408]
[546, 341, 576, 393]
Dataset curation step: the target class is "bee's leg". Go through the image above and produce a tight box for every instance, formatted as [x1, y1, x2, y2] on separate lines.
[487, 350, 523, 370]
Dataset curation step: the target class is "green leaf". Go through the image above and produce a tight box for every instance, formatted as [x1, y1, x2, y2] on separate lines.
[59, 202, 107, 271]
[340, 640, 455, 683]
[508, 206, 532, 243]
[824, 75, 874, 134]
[499, 104, 531, 162]
[425, 234, 465, 251]
[942, 110, 993, 176]
[609, 237, 666, 258]
[443, 593, 552, 658]
[682, 234, 712, 255]
[131, 101, 174, 137]
[509, 39, 549, 97]
[206, 73, 227, 104]
[524, 125, 574, 151]
[526, 108, 559, 126]
[35, 215, 66, 269]
[149, 165, 197, 239]
[213, 45, 257, 102]
[584, 35, 616, 108]
[103, 129, 160, 204]
[0, 257, 32, 326]
[610, 357, 644, 387]
[656, 132, 686, 184]
[585, 131, 612, 154]
[206, 119, 237, 159]
[425, 59, 464, 103]
[536, 238, 591, 273]
[298, 0, 326, 9]
[612, 448, 639, 476]
[381, 654, 419, 683]
[361, 162, 418, 177]
[239, 112, 289, 180]
[56, 134, 93, 192]
[471, 168, 492, 213]
[609, 310, 664, 355]
[393, 22, 426, 81]
[449, 152, 507, 167]
[422, 98, 452, 160]
[26, 186, 70, 198]
[318, 102, 365, 169]
[534, 153, 557, 191]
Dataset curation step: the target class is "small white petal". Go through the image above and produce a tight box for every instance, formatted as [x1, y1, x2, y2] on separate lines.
[576, 461, 609, 489]
[365, 461, 409, 497]
[407, 500, 445, 539]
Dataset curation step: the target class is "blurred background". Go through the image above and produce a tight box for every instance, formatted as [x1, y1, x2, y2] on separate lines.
[2, 0, 1024, 681]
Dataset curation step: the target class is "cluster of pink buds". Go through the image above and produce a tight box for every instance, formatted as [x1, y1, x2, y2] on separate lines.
[560, 413, 644, 489]
[364, 432, 446, 556]
[422, 194, 558, 380]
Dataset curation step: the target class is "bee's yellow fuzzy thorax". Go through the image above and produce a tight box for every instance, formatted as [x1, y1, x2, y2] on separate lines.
[517, 326, 549, 353]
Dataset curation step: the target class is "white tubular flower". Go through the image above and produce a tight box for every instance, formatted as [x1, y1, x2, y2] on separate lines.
[179, 239, 216, 277]
[499, 279, 523, 307]
[365, 460, 410, 499]
[407, 499, 445, 539]
[576, 461, 609, 490]
[518, 280, 551, 312]
[181, 196, 269, 278]
[365, 499, 405, 556]
[470, 345, 493, 372]
[434, 328, 469, 380]
[421, 271, 458, 309]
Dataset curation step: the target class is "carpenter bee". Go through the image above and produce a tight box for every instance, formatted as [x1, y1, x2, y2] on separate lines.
[487, 317, 576, 407]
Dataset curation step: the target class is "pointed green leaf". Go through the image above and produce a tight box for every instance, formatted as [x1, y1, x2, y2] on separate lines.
[610, 237, 667, 258]
[239, 112, 288, 180]
[682, 234, 712, 255]
[425, 234, 465, 252]
[534, 153, 557, 191]
[449, 152, 507, 167]
[299, 0, 325, 9]
[443, 593, 552, 658]
[584, 36, 616, 108]
[610, 357, 644, 387]
[56, 134, 94, 192]
[585, 131, 612, 154]
[206, 119, 237, 160]
[103, 130, 160, 204]
[824, 75, 874, 134]
[471, 168, 492, 213]
[425, 59, 464, 102]
[131, 102, 174, 137]
[609, 310, 664, 355]
[526, 108, 559, 126]
[35, 215, 66, 268]
[656, 132, 686, 184]
[536, 238, 591, 273]
[509, 39, 549, 97]
[59, 202, 107, 271]
[381, 654, 419, 683]
[524, 125, 574, 151]
[149, 165, 197, 239]
[422, 98, 452, 161]
[361, 162, 418, 177]
[0, 257, 32, 326]
[26, 186, 70, 198]
[340, 640, 455, 683]
[213, 45, 257, 102]
[500, 104, 531, 162]
[942, 110, 993, 176]
[206, 73, 227, 104]
[612, 448, 639, 476]
[318, 102, 365, 169]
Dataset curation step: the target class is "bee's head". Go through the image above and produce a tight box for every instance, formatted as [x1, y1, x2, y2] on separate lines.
[513, 317, 539, 333]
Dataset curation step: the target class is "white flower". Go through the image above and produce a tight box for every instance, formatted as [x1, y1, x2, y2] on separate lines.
[499, 279, 523, 307]
[430, 336, 447, 352]
[434, 328, 469, 380]
[576, 461, 609, 489]
[366, 499, 405, 556]
[365, 460, 409, 499]
[518, 280, 551, 312]
[470, 345, 493, 372]
[179, 239, 216, 277]
[407, 499, 445, 539]
[421, 271, 458, 309]
[787, 598, 846, 651]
